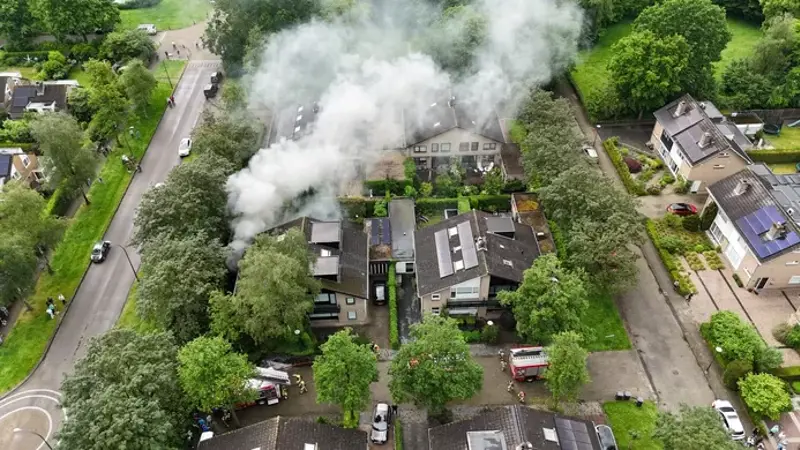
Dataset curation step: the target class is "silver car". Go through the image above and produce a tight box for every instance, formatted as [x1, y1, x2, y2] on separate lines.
[178, 138, 192, 157]
[371, 403, 390, 444]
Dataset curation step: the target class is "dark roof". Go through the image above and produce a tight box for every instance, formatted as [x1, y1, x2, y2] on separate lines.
[404, 95, 505, 146]
[269, 102, 320, 145]
[8, 83, 70, 118]
[389, 198, 415, 260]
[500, 143, 524, 179]
[0, 154, 12, 182]
[427, 406, 602, 450]
[415, 210, 539, 297]
[197, 416, 367, 450]
[708, 165, 800, 261]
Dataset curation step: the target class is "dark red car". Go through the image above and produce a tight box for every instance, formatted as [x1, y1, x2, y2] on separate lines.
[666, 203, 698, 216]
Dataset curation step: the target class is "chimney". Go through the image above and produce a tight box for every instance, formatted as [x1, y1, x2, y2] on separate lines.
[475, 236, 487, 251]
[733, 179, 750, 196]
[698, 132, 713, 148]
[35, 81, 44, 96]
[673, 100, 687, 117]
[766, 222, 789, 241]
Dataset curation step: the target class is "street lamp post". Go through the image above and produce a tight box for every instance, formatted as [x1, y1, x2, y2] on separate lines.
[705, 346, 723, 372]
[592, 124, 602, 146]
[161, 60, 174, 90]
[13, 428, 54, 450]
[113, 244, 139, 282]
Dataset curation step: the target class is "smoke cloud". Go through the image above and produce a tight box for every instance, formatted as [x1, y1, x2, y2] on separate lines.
[227, 0, 584, 252]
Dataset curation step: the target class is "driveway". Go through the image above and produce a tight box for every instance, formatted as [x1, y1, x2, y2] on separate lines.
[0, 60, 219, 450]
[396, 273, 419, 344]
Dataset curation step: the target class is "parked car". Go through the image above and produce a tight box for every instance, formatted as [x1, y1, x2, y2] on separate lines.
[712, 400, 745, 440]
[371, 402, 391, 444]
[137, 24, 157, 35]
[210, 71, 223, 85]
[582, 144, 598, 160]
[91, 241, 111, 263]
[178, 138, 192, 157]
[666, 203, 698, 216]
[204, 84, 218, 99]
[595, 424, 618, 450]
[374, 282, 386, 305]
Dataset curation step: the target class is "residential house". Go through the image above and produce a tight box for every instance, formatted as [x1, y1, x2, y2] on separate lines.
[0, 72, 22, 114]
[415, 210, 540, 319]
[367, 198, 416, 280]
[650, 94, 752, 192]
[197, 416, 367, 450]
[266, 217, 370, 326]
[707, 163, 800, 289]
[7, 80, 80, 120]
[427, 405, 605, 450]
[0, 148, 45, 188]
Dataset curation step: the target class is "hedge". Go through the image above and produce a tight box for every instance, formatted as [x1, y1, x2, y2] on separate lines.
[416, 198, 458, 216]
[0, 143, 35, 152]
[747, 149, 800, 164]
[116, 0, 162, 9]
[548, 219, 567, 259]
[0, 51, 50, 66]
[388, 262, 399, 350]
[364, 179, 413, 196]
[394, 419, 404, 450]
[646, 219, 697, 295]
[469, 194, 511, 212]
[604, 137, 646, 196]
[338, 197, 377, 222]
[457, 197, 470, 213]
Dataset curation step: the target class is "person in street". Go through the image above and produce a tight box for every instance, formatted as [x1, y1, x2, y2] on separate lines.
[46, 306, 55, 319]
[770, 424, 780, 436]
[170, 95, 175, 106]
[172, 41, 176, 49]
[500, 360, 507, 372]
[299, 380, 307, 394]
[282, 388, 288, 400]
[517, 391, 525, 404]
[506, 381, 515, 393]
[498, 349, 505, 361]
[293, 374, 302, 385]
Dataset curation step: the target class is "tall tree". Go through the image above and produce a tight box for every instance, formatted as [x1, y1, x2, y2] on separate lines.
[137, 233, 227, 344]
[389, 315, 483, 415]
[0, 0, 37, 50]
[760, 0, 800, 21]
[119, 59, 157, 117]
[481, 167, 504, 195]
[59, 329, 189, 449]
[566, 216, 642, 293]
[0, 181, 66, 255]
[29, 112, 97, 204]
[608, 31, 690, 117]
[749, 13, 797, 79]
[498, 254, 589, 344]
[99, 29, 157, 64]
[33, 0, 120, 42]
[313, 329, 378, 427]
[177, 335, 256, 427]
[653, 404, 746, 450]
[424, 5, 487, 75]
[0, 235, 38, 306]
[133, 153, 234, 246]
[210, 228, 319, 344]
[634, 0, 731, 97]
[544, 332, 590, 408]
[191, 111, 260, 169]
[720, 59, 773, 109]
[83, 59, 129, 144]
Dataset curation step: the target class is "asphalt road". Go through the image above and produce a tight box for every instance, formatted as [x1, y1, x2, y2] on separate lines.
[0, 59, 220, 450]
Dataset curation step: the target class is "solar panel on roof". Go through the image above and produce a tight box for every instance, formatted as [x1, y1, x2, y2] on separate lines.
[555, 418, 595, 450]
[370, 220, 379, 246]
[0, 155, 11, 177]
[435, 230, 454, 278]
[381, 218, 391, 245]
[736, 205, 800, 259]
[457, 221, 478, 269]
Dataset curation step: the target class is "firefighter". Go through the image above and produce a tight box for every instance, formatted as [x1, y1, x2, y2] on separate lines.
[500, 359, 507, 372]
[507, 381, 515, 393]
[498, 349, 505, 362]
[299, 380, 307, 394]
[293, 374, 303, 385]
[282, 387, 289, 400]
[517, 391, 526, 404]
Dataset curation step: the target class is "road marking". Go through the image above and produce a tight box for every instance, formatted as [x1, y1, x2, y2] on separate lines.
[0, 389, 62, 403]
[0, 405, 53, 450]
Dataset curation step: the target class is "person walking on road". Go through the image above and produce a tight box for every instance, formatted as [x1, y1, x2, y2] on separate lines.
[498, 349, 505, 362]
[293, 374, 303, 385]
[517, 391, 525, 404]
[298, 380, 307, 394]
[500, 359, 507, 372]
[506, 381, 515, 393]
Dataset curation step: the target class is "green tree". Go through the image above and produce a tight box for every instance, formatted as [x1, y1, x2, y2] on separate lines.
[83, 59, 129, 143]
[749, 13, 797, 79]
[0, 0, 37, 50]
[210, 228, 319, 344]
[119, 59, 157, 117]
[654, 404, 743, 450]
[760, 0, 800, 20]
[425, 5, 487, 74]
[313, 329, 378, 427]
[29, 112, 97, 204]
[220, 81, 247, 111]
[133, 153, 234, 246]
[608, 31, 690, 116]
[720, 59, 772, 109]
[67, 87, 96, 124]
[99, 29, 156, 64]
[59, 329, 189, 449]
[389, 315, 483, 414]
[0, 235, 38, 306]
[498, 254, 589, 344]
[38, 51, 69, 80]
[191, 111, 260, 168]
[419, 182, 434, 198]
[738, 372, 792, 419]
[482, 167, 504, 195]
[178, 336, 256, 427]
[34, 0, 120, 42]
[545, 331, 590, 407]
[138, 233, 227, 343]
[0, 182, 65, 254]
[434, 173, 458, 197]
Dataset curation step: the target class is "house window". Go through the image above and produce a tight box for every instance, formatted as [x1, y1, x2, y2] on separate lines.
[347, 311, 357, 320]
[415, 158, 429, 170]
[346, 297, 355, 305]
[431, 307, 441, 316]
[431, 294, 441, 301]
[21, 155, 30, 167]
[413, 145, 427, 153]
[315, 292, 337, 304]
[321, 249, 331, 257]
[713, 164, 725, 169]
[483, 143, 497, 151]
[719, 152, 730, 158]
[471, 142, 478, 151]
[450, 289, 456, 298]
[788, 261, 800, 266]
[503, 259, 513, 267]
[33, 171, 44, 181]
[790, 276, 800, 285]
[459, 142, 469, 152]
[440, 143, 451, 152]
[709, 222, 724, 244]
[448, 227, 458, 237]
[12, 172, 20, 180]
[431, 143, 439, 152]
[453, 260, 464, 271]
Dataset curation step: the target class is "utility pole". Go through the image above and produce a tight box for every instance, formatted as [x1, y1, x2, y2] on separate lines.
[161, 60, 174, 90]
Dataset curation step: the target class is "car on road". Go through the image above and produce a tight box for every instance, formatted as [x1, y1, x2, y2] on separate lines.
[137, 24, 157, 35]
[374, 282, 386, 305]
[211, 71, 224, 85]
[582, 144, 598, 160]
[712, 400, 745, 440]
[178, 138, 192, 157]
[371, 402, 391, 444]
[204, 84, 218, 99]
[91, 241, 111, 263]
[666, 203, 698, 216]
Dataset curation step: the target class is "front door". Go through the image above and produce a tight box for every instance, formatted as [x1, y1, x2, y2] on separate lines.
[755, 277, 769, 289]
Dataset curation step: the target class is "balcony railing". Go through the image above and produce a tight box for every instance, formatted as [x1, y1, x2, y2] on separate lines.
[313, 303, 341, 314]
[446, 298, 503, 309]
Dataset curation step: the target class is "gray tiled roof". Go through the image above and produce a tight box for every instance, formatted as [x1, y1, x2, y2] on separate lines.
[427, 405, 602, 450]
[8, 84, 69, 118]
[653, 94, 705, 137]
[405, 95, 505, 146]
[197, 416, 367, 450]
[389, 198, 415, 260]
[269, 102, 319, 145]
[415, 210, 539, 297]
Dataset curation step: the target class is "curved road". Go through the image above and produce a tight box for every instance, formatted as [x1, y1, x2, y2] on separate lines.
[0, 59, 220, 450]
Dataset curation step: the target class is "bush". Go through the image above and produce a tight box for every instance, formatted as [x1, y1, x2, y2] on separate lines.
[639, 168, 655, 182]
[69, 43, 97, 62]
[699, 202, 717, 231]
[663, 213, 682, 229]
[419, 182, 433, 198]
[116, 0, 162, 9]
[659, 235, 685, 254]
[388, 263, 399, 350]
[703, 251, 725, 270]
[604, 138, 646, 196]
[502, 179, 526, 193]
[0, 51, 50, 66]
[415, 198, 458, 216]
[786, 324, 800, 349]
[38, 52, 69, 80]
[773, 323, 793, 346]
[481, 325, 499, 344]
[645, 185, 662, 195]
[674, 175, 690, 194]
[403, 185, 417, 198]
[659, 173, 675, 185]
[706, 311, 765, 364]
[548, 220, 567, 259]
[395, 419, 404, 450]
[462, 330, 481, 343]
[685, 252, 705, 271]
[457, 197, 470, 213]
[754, 346, 783, 374]
[469, 194, 511, 212]
[339, 197, 377, 222]
[364, 179, 413, 196]
[374, 200, 388, 217]
[739, 372, 793, 420]
[723, 359, 753, 390]
[748, 149, 800, 164]
[682, 215, 701, 232]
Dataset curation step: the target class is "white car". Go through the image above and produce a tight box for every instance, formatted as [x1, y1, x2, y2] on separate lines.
[371, 403, 390, 444]
[712, 400, 745, 440]
[178, 138, 192, 157]
[137, 24, 157, 35]
[582, 144, 598, 159]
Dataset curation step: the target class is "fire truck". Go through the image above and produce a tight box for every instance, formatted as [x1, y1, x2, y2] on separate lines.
[509, 346, 549, 382]
[237, 366, 291, 408]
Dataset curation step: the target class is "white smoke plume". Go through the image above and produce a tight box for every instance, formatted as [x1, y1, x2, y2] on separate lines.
[227, 0, 584, 252]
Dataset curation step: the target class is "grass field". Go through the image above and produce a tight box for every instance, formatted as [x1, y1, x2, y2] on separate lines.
[582, 291, 631, 352]
[119, 0, 212, 31]
[571, 18, 762, 110]
[603, 401, 662, 450]
[0, 66, 38, 79]
[0, 61, 186, 394]
[770, 163, 798, 174]
[767, 126, 800, 150]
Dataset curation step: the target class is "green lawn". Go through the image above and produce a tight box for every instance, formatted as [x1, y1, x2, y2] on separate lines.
[770, 163, 798, 174]
[0, 66, 38, 79]
[571, 18, 763, 109]
[119, 0, 212, 31]
[0, 61, 186, 394]
[767, 126, 800, 150]
[603, 401, 662, 450]
[67, 66, 92, 87]
[582, 291, 631, 352]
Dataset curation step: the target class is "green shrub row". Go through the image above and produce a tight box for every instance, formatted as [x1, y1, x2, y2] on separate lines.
[469, 194, 511, 212]
[461, 329, 481, 343]
[416, 197, 458, 216]
[748, 149, 800, 164]
[388, 262, 399, 350]
[705, 311, 765, 364]
[548, 219, 567, 259]
[457, 197, 470, 213]
[603, 137, 646, 196]
[0, 142, 36, 152]
[646, 219, 697, 295]
[394, 419, 404, 450]
[0, 51, 51, 66]
[364, 179, 413, 196]
[703, 251, 725, 270]
[339, 197, 377, 222]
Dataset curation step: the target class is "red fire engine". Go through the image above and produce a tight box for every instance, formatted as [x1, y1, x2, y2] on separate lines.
[509, 346, 549, 382]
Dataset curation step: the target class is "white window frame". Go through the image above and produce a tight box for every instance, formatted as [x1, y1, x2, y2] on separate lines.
[413, 145, 427, 153]
[790, 275, 800, 285]
[345, 297, 355, 305]
[483, 143, 497, 150]
[431, 294, 441, 301]
[440, 143, 451, 152]
[347, 310, 357, 320]
[21, 155, 30, 167]
[12, 172, 20, 180]
[470, 142, 479, 151]
[431, 307, 441, 316]
[321, 249, 331, 257]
